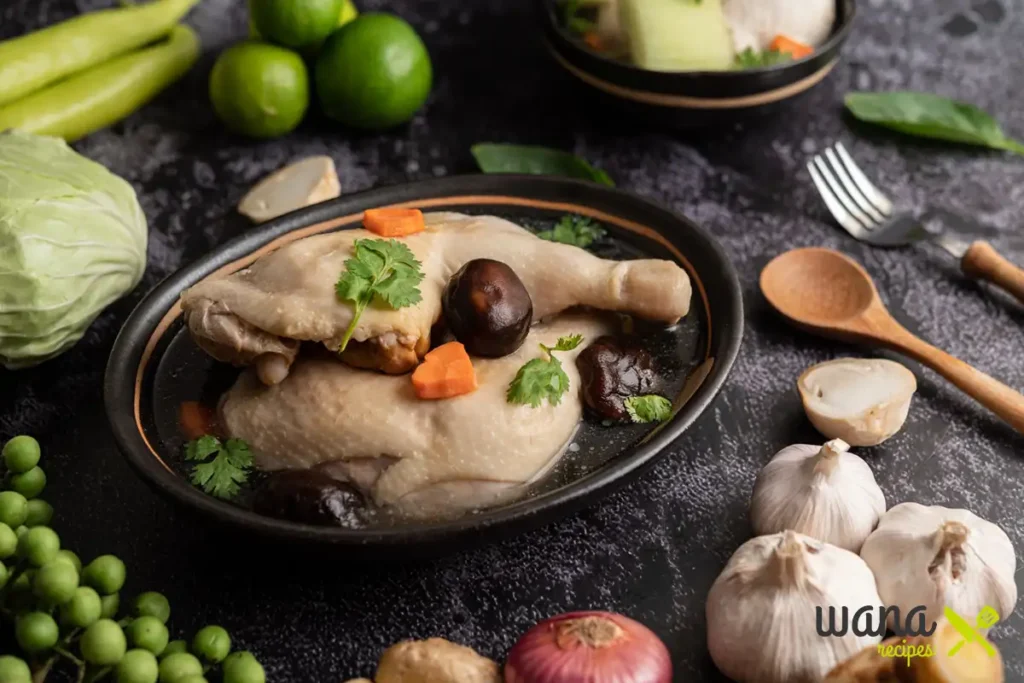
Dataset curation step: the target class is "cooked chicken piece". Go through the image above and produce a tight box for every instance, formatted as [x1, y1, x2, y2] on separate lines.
[181, 212, 691, 383]
[219, 314, 610, 517]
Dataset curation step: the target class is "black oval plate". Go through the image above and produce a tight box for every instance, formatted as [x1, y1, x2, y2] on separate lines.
[104, 175, 743, 552]
[538, 0, 856, 127]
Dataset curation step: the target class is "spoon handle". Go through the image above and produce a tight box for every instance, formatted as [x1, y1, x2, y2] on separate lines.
[886, 324, 1024, 433]
[961, 241, 1024, 305]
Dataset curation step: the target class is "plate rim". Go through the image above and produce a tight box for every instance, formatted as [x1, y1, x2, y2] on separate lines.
[104, 174, 744, 547]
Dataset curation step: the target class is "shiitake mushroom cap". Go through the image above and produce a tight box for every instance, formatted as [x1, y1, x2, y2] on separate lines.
[442, 259, 533, 358]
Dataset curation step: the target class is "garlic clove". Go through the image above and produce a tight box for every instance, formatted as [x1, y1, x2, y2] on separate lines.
[750, 438, 886, 552]
[707, 531, 884, 683]
[238, 156, 341, 223]
[861, 502, 1018, 636]
[798, 358, 917, 446]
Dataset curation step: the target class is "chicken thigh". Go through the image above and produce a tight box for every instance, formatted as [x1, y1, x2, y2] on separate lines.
[219, 314, 611, 517]
[181, 212, 691, 383]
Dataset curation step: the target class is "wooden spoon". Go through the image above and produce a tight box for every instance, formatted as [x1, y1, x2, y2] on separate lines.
[760, 247, 1024, 434]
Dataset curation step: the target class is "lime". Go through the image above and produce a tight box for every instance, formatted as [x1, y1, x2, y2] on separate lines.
[249, 0, 357, 42]
[250, 0, 343, 50]
[315, 12, 432, 130]
[209, 42, 309, 139]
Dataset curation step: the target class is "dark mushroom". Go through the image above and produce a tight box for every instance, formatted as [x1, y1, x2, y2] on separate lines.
[252, 470, 366, 527]
[442, 259, 533, 357]
[576, 335, 656, 421]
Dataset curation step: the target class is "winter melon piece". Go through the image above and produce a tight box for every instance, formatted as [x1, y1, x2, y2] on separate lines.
[620, 0, 734, 72]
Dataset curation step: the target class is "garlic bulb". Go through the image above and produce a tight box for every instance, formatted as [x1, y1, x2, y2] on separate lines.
[798, 358, 917, 446]
[861, 503, 1017, 634]
[750, 439, 885, 552]
[707, 531, 884, 683]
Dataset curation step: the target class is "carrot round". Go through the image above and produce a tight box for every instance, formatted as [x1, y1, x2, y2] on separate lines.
[411, 342, 478, 399]
[770, 35, 814, 59]
[363, 208, 426, 237]
[179, 401, 218, 439]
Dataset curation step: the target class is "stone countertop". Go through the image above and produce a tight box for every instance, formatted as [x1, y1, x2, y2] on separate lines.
[2, 0, 1023, 680]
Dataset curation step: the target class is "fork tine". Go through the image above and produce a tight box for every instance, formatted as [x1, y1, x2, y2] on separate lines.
[807, 160, 872, 240]
[834, 142, 894, 216]
[824, 147, 886, 226]
[812, 155, 877, 231]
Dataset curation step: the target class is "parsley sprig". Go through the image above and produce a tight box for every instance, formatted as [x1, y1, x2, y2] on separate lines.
[537, 214, 606, 249]
[507, 335, 583, 408]
[186, 435, 253, 500]
[335, 238, 425, 352]
[624, 395, 672, 424]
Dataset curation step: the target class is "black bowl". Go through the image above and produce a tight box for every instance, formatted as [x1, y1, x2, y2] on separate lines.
[104, 175, 743, 553]
[539, 0, 857, 127]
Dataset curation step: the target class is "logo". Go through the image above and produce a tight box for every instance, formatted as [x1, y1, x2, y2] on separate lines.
[815, 604, 1001, 665]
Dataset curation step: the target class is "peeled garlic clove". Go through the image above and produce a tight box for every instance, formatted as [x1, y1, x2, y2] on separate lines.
[707, 530, 884, 683]
[238, 156, 341, 223]
[798, 358, 917, 447]
[750, 438, 885, 552]
[861, 503, 1017, 635]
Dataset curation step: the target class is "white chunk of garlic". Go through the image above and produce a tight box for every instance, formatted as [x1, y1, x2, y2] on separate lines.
[798, 358, 917, 447]
[750, 439, 885, 552]
[238, 156, 341, 223]
[707, 530, 884, 683]
[861, 502, 1017, 634]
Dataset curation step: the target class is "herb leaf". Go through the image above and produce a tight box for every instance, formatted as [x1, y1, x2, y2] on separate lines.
[537, 215, 606, 249]
[845, 92, 1024, 155]
[336, 238, 425, 352]
[186, 435, 253, 500]
[734, 47, 791, 69]
[624, 395, 672, 424]
[507, 335, 584, 408]
[471, 144, 615, 186]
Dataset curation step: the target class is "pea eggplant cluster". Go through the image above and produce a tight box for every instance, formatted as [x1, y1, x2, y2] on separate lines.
[0, 435, 265, 683]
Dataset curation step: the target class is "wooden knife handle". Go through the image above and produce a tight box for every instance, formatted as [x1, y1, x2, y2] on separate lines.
[961, 241, 1024, 305]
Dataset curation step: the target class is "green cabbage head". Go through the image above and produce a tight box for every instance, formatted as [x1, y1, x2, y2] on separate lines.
[0, 131, 148, 368]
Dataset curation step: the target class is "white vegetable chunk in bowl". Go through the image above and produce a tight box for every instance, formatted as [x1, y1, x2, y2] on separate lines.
[798, 358, 917, 447]
[723, 0, 837, 53]
[238, 156, 341, 223]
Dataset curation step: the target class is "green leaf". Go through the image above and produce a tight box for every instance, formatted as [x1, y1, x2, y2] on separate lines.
[184, 435, 253, 500]
[551, 334, 583, 352]
[537, 215, 606, 249]
[335, 237, 425, 351]
[734, 47, 791, 69]
[185, 435, 220, 462]
[471, 144, 615, 186]
[624, 395, 672, 424]
[844, 92, 1024, 155]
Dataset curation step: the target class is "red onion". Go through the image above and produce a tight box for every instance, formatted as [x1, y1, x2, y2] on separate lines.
[505, 611, 672, 683]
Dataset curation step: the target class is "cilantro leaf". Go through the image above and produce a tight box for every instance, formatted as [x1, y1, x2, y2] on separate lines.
[551, 334, 583, 352]
[562, 0, 597, 34]
[734, 48, 792, 69]
[624, 395, 672, 424]
[507, 336, 584, 408]
[537, 215, 606, 249]
[185, 435, 253, 500]
[335, 238, 425, 352]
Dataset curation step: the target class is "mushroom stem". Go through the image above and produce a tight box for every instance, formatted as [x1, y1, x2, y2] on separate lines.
[813, 438, 850, 477]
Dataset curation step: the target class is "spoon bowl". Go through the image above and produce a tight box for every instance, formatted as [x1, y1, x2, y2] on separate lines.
[760, 248, 878, 332]
[761, 247, 1024, 434]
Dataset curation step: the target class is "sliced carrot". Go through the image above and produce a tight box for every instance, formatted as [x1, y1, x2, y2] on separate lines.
[411, 341, 478, 400]
[583, 32, 604, 51]
[179, 401, 218, 440]
[770, 35, 814, 60]
[363, 208, 426, 237]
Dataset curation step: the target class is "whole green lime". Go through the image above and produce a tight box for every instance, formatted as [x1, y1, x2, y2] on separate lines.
[249, 0, 343, 50]
[209, 42, 309, 139]
[315, 13, 432, 130]
[250, 0, 358, 43]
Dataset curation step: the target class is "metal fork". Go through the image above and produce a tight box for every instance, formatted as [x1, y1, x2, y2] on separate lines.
[808, 142, 1024, 305]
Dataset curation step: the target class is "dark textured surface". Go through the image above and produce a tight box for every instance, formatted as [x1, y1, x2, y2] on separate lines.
[2, 0, 1024, 680]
